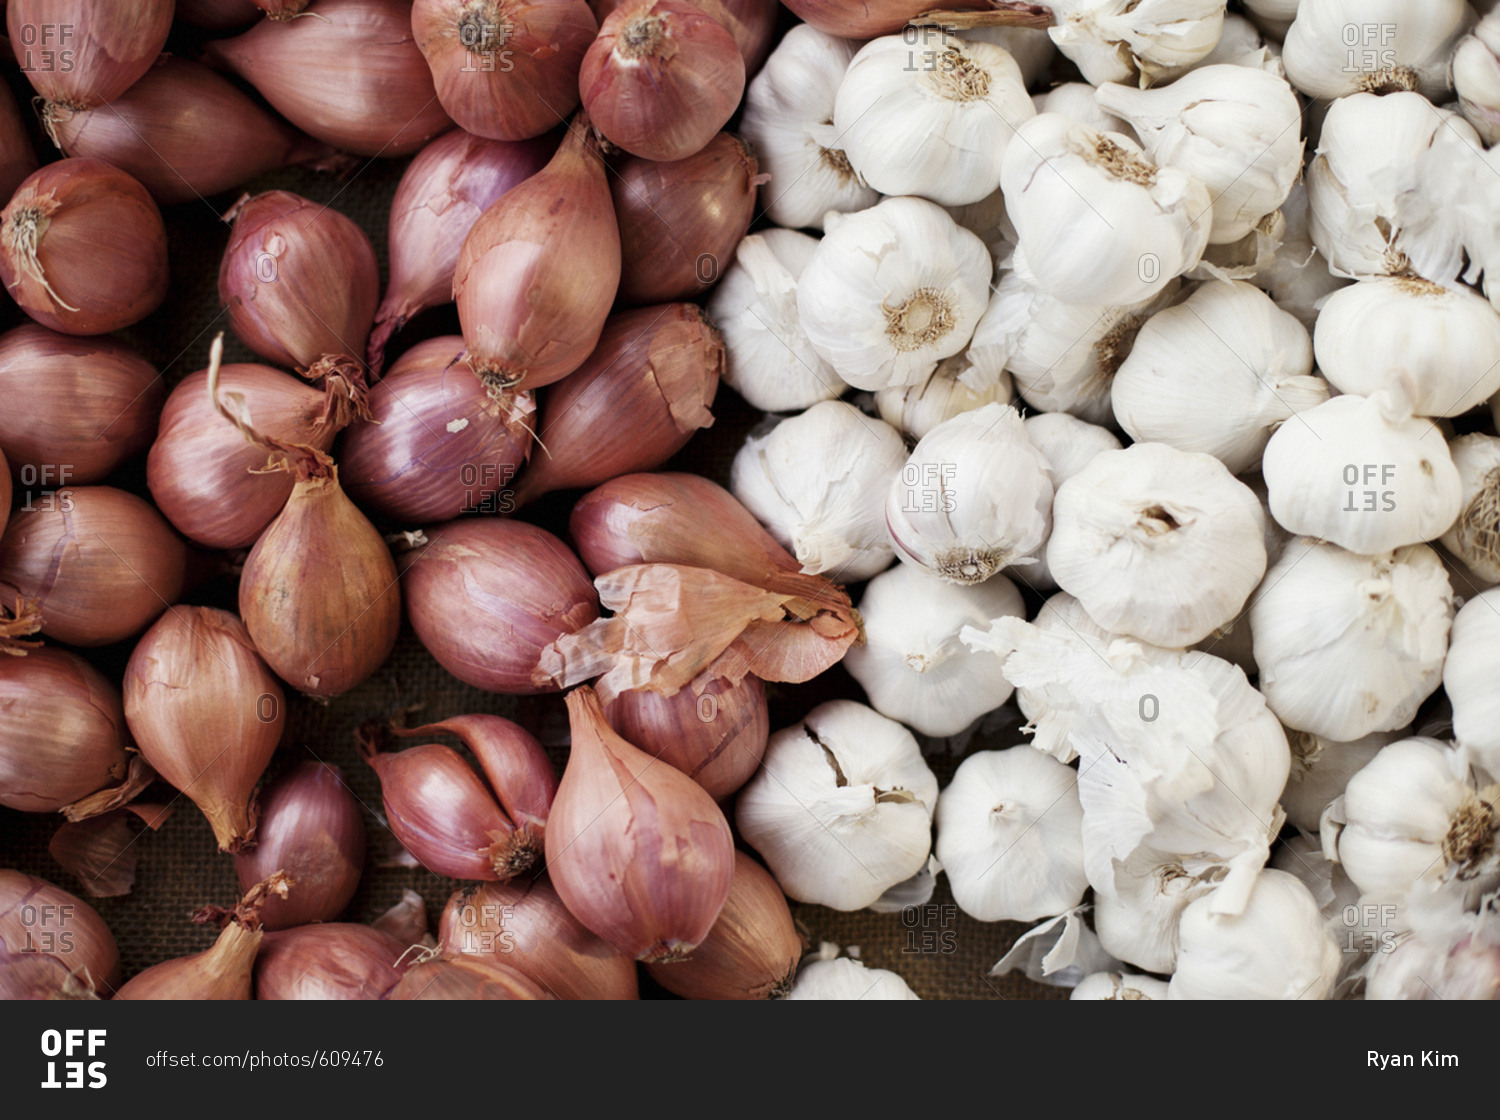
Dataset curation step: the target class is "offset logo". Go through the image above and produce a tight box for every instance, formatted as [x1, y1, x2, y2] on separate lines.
[40, 1029, 106, 1089]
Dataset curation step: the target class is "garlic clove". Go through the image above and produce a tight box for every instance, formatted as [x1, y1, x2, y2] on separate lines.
[1046, 0, 1227, 87]
[873, 352, 1011, 443]
[1440, 434, 1500, 584]
[1034, 81, 1135, 142]
[1455, 11, 1500, 145]
[785, 956, 920, 999]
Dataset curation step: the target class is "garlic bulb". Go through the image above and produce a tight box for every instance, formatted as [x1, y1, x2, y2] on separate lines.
[968, 266, 1180, 425]
[786, 956, 920, 1000]
[1033, 82, 1134, 140]
[1441, 435, 1500, 584]
[885, 403, 1054, 586]
[737, 700, 939, 911]
[739, 24, 877, 231]
[1111, 281, 1326, 475]
[1193, 13, 1283, 73]
[1454, 11, 1500, 145]
[962, 26, 1055, 88]
[1096, 66, 1303, 245]
[935, 747, 1088, 922]
[1070, 972, 1170, 1000]
[1363, 894, 1500, 1001]
[730, 401, 906, 582]
[1282, 0, 1473, 100]
[1443, 589, 1500, 776]
[1250, 182, 1350, 331]
[1243, 0, 1300, 40]
[796, 196, 992, 391]
[1019, 413, 1122, 590]
[1091, 849, 1225, 973]
[1314, 278, 1500, 419]
[834, 30, 1035, 207]
[999, 114, 1212, 307]
[1046, 443, 1268, 648]
[1260, 393, 1463, 554]
[844, 563, 1023, 737]
[1250, 539, 1453, 741]
[1168, 869, 1341, 999]
[1280, 728, 1400, 834]
[1046, 0, 1228, 87]
[873, 353, 1011, 442]
[707, 230, 847, 413]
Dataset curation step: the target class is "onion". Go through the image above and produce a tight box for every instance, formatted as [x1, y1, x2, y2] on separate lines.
[511, 304, 719, 504]
[386, 955, 553, 998]
[234, 762, 365, 929]
[603, 671, 767, 801]
[176, 0, 262, 29]
[43, 58, 339, 207]
[0, 80, 37, 203]
[339, 336, 535, 524]
[0, 871, 120, 999]
[124, 607, 286, 853]
[0, 324, 162, 485]
[369, 130, 554, 371]
[201, 0, 455, 158]
[454, 113, 620, 391]
[412, 0, 598, 142]
[438, 879, 639, 999]
[371, 890, 431, 945]
[0, 158, 168, 336]
[218, 190, 380, 372]
[644, 851, 801, 999]
[780, 0, 1050, 39]
[6, 0, 173, 109]
[148, 360, 368, 550]
[579, 0, 744, 162]
[547, 686, 735, 961]
[612, 134, 761, 304]
[402, 519, 598, 693]
[255, 924, 410, 1000]
[592, 0, 778, 74]
[0, 486, 187, 647]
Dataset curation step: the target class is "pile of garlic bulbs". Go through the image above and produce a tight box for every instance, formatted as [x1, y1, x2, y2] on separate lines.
[726, 0, 1500, 1000]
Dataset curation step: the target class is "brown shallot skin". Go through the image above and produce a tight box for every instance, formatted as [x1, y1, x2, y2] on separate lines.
[0, 325, 162, 485]
[202, 0, 455, 158]
[0, 487, 187, 648]
[438, 879, 638, 999]
[591, 0, 778, 73]
[7, 0, 173, 109]
[0, 79, 37, 204]
[385, 955, 553, 999]
[412, 0, 598, 143]
[255, 924, 408, 1000]
[234, 762, 366, 930]
[0, 871, 120, 1000]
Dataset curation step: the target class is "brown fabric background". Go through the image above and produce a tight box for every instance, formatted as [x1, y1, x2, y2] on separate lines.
[0, 34, 1064, 999]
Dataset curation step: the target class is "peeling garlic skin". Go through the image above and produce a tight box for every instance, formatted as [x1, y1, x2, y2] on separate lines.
[1070, 971, 1170, 1000]
[1439, 435, 1500, 584]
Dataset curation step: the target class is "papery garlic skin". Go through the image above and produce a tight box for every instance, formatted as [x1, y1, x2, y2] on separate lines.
[1438, 435, 1500, 585]
[835, 31, 1035, 207]
[1251, 539, 1453, 741]
[1260, 394, 1463, 555]
[1097, 66, 1302, 245]
[1092, 850, 1222, 973]
[844, 563, 1023, 737]
[707, 230, 847, 413]
[999, 114, 1212, 307]
[1270, 835, 1362, 940]
[1454, 12, 1500, 145]
[1018, 413, 1122, 590]
[874, 353, 1011, 442]
[737, 700, 939, 912]
[739, 24, 877, 231]
[1314, 278, 1500, 419]
[1034, 82, 1134, 140]
[885, 403, 1053, 586]
[1250, 182, 1350, 331]
[1282, 0, 1472, 101]
[1363, 895, 1500, 1001]
[1193, 13, 1283, 73]
[730, 401, 905, 582]
[1010, 591, 1124, 733]
[796, 196, 992, 391]
[1280, 729, 1400, 834]
[1070, 971, 1170, 1000]
[935, 747, 1088, 922]
[1243, 0, 1300, 40]
[1168, 869, 1341, 999]
[1444, 589, 1500, 776]
[1047, 443, 1268, 647]
[786, 956, 921, 999]
[1111, 281, 1325, 475]
[1047, 0, 1228, 87]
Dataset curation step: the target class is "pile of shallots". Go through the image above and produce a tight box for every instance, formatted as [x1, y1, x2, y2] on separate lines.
[2, 0, 1500, 1004]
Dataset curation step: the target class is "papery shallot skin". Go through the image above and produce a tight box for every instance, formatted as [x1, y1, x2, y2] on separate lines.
[591, 0, 778, 72]
[0, 871, 120, 999]
[255, 924, 408, 1000]
[385, 956, 553, 999]
[7, 0, 174, 109]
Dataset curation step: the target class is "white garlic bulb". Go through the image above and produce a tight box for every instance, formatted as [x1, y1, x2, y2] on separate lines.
[1250, 182, 1351, 331]
[934, 747, 1089, 922]
[1282, 0, 1473, 101]
[968, 265, 1180, 425]
[1046, 0, 1227, 87]
[1443, 589, 1500, 776]
[1070, 972, 1170, 1000]
[873, 353, 1012, 442]
[739, 24, 878, 231]
[1034, 81, 1135, 140]
[962, 26, 1055, 88]
[1362, 896, 1500, 1001]
[885, 402, 1054, 586]
[1168, 869, 1341, 1000]
[1314, 278, 1500, 419]
[834, 30, 1036, 207]
[730, 401, 905, 583]
[844, 563, 1024, 737]
[1439, 434, 1500, 584]
[1243, 0, 1300, 40]
[1193, 12, 1284, 73]
[998, 114, 1212, 307]
[1260, 393, 1463, 554]
[786, 957, 921, 1000]
[1250, 539, 1453, 741]
[1019, 413, 1123, 590]
[737, 700, 939, 912]
[1047, 443, 1268, 648]
[1096, 65, 1303, 245]
[1092, 849, 1225, 973]
[707, 230, 847, 413]
[1280, 728, 1401, 834]
[1454, 11, 1500, 145]
[1111, 281, 1326, 475]
[796, 196, 992, 391]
